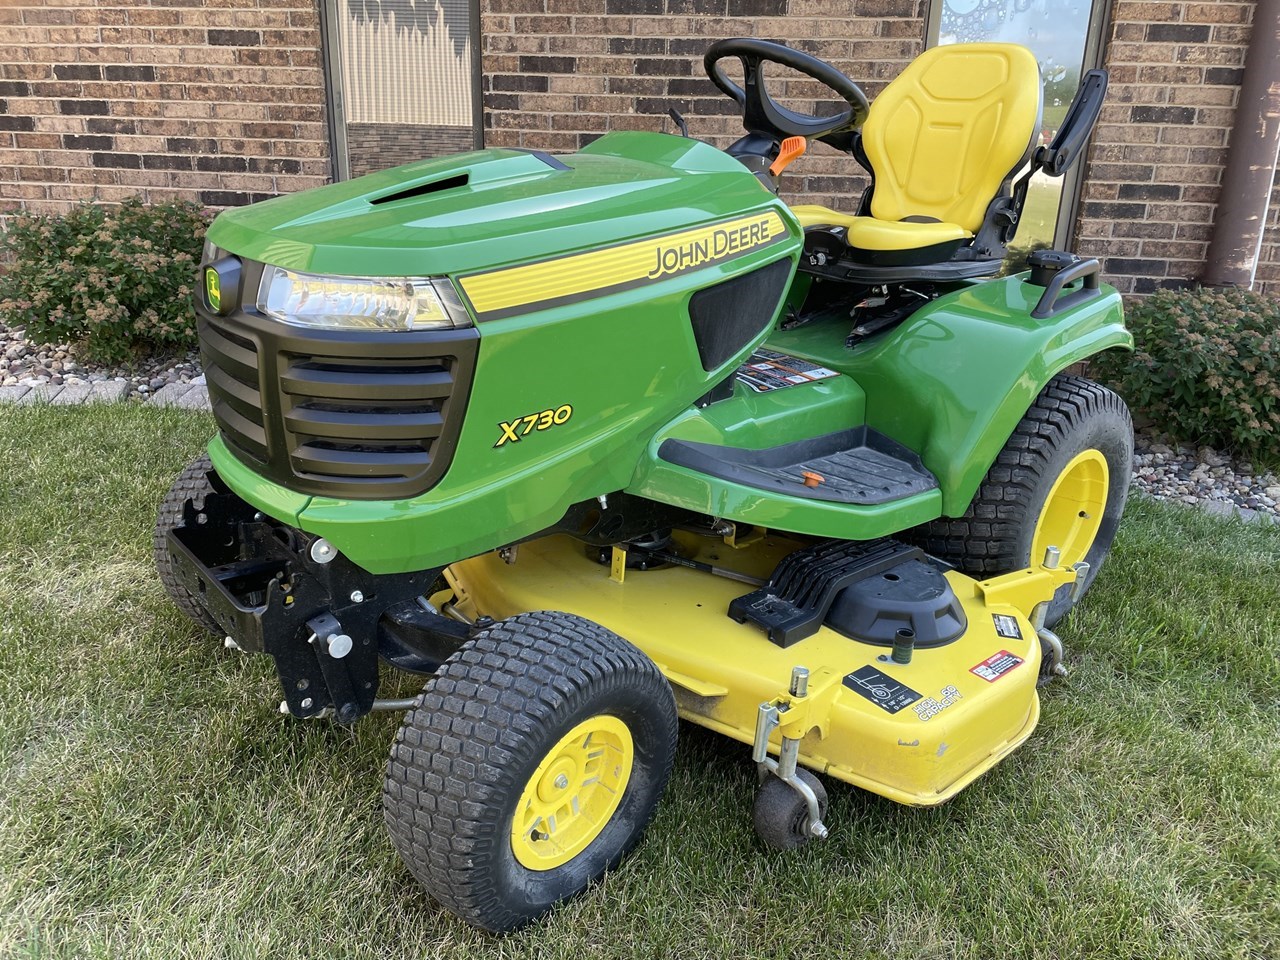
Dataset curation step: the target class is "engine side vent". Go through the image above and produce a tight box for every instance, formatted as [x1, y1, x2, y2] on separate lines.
[688, 257, 793, 371]
[371, 173, 470, 206]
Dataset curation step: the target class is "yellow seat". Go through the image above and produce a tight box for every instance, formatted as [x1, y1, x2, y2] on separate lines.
[794, 43, 1041, 263]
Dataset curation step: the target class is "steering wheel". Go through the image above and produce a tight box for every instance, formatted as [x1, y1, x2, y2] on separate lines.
[703, 38, 870, 149]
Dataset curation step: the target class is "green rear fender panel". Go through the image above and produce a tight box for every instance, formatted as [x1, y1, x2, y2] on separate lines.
[762, 273, 1132, 518]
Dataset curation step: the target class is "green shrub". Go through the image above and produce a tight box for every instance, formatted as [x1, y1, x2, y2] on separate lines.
[0, 198, 211, 363]
[1091, 286, 1280, 459]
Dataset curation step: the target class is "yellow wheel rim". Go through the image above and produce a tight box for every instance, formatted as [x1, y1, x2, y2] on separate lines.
[1032, 449, 1110, 568]
[511, 714, 633, 871]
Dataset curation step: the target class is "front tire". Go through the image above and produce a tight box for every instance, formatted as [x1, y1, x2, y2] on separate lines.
[154, 455, 220, 634]
[914, 374, 1132, 626]
[383, 611, 678, 932]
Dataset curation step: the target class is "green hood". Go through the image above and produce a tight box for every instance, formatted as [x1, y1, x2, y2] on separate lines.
[206, 131, 782, 279]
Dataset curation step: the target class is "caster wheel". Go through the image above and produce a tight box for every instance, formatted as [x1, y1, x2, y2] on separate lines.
[753, 769, 828, 851]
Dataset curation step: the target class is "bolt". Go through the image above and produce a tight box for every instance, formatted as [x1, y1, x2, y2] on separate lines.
[310, 539, 336, 564]
[789, 666, 810, 698]
[810, 821, 830, 840]
[301, 697, 313, 709]
[253, 512, 264, 521]
[554, 774, 569, 790]
[349, 590, 364, 603]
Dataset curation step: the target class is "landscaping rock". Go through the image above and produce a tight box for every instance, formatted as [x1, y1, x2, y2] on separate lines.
[0, 317, 200, 399]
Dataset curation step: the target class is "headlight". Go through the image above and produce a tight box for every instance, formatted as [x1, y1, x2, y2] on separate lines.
[256, 266, 470, 332]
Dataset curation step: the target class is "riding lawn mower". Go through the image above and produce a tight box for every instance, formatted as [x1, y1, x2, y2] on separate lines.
[159, 39, 1131, 931]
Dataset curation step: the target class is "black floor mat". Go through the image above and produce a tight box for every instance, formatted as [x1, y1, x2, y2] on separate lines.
[657, 425, 937, 505]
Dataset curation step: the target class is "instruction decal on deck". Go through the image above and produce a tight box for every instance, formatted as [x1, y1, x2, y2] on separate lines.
[842, 665, 922, 714]
[991, 613, 1023, 640]
[970, 650, 1025, 683]
[735, 349, 840, 393]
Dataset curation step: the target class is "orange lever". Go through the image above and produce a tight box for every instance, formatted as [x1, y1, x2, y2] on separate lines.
[769, 136, 807, 176]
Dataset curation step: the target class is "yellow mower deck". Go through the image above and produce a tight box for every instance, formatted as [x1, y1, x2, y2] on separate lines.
[447, 531, 1076, 807]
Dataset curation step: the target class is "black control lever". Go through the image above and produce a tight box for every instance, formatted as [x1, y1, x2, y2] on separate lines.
[668, 107, 689, 138]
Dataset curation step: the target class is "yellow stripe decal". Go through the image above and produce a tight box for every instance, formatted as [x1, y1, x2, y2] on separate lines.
[459, 211, 788, 318]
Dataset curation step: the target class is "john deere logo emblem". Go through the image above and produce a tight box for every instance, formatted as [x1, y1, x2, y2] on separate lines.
[646, 217, 775, 280]
[205, 267, 221, 312]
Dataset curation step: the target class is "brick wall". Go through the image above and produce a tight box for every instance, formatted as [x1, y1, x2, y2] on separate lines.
[0, 0, 331, 225]
[4, 0, 1279, 297]
[1077, 0, 1264, 294]
[347, 123, 476, 177]
[479, 0, 926, 214]
[480, 0, 1280, 295]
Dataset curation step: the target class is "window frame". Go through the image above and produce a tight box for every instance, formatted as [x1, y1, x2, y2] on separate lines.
[317, 0, 484, 182]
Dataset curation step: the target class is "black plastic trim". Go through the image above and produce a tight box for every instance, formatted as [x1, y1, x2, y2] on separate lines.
[1027, 256, 1102, 319]
[196, 257, 479, 501]
[658, 425, 937, 505]
[844, 237, 964, 267]
[517, 148, 571, 171]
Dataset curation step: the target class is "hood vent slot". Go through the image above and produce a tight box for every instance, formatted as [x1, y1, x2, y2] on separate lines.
[371, 173, 469, 206]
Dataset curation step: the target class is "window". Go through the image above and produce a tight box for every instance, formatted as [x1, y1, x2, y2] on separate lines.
[321, 0, 482, 180]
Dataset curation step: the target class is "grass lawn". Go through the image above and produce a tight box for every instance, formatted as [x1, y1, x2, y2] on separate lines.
[2, 404, 1278, 959]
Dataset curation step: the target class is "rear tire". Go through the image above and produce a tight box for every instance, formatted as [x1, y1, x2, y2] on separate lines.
[383, 611, 678, 932]
[912, 374, 1132, 626]
[154, 455, 220, 634]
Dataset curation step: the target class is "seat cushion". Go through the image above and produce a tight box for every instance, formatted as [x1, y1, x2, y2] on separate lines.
[791, 204, 971, 251]
[844, 217, 971, 252]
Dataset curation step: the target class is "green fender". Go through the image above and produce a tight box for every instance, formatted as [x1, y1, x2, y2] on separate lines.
[766, 273, 1133, 517]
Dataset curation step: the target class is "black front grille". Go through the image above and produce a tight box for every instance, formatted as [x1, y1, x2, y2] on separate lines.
[198, 302, 479, 501]
[280, 354, 452, 486]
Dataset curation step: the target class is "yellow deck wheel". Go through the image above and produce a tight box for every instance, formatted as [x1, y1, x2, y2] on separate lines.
[1032, 448, 1109, 568]
[511, 714, 634, 870]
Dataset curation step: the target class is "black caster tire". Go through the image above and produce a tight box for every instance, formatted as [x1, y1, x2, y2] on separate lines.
[911, 374, 1132, 627]
[154, 454, 220, 634]
[383, 611, 678, 933]
[753, 769, 828, 851]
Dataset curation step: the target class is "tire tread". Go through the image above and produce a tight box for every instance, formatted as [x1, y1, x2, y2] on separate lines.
[915, 374, 1131, 574]
[154, 455, 220, 632]
[383, 611, 677, 931]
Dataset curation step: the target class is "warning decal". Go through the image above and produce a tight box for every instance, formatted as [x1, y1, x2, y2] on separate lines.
[970, 650, 1025, 683]
[992, 613, 1023, 640]
[735, 349, 840, 393]
[842, 665, 923, 715]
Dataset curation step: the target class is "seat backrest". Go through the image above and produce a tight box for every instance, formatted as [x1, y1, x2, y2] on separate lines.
[861, 43, 1041, 233]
